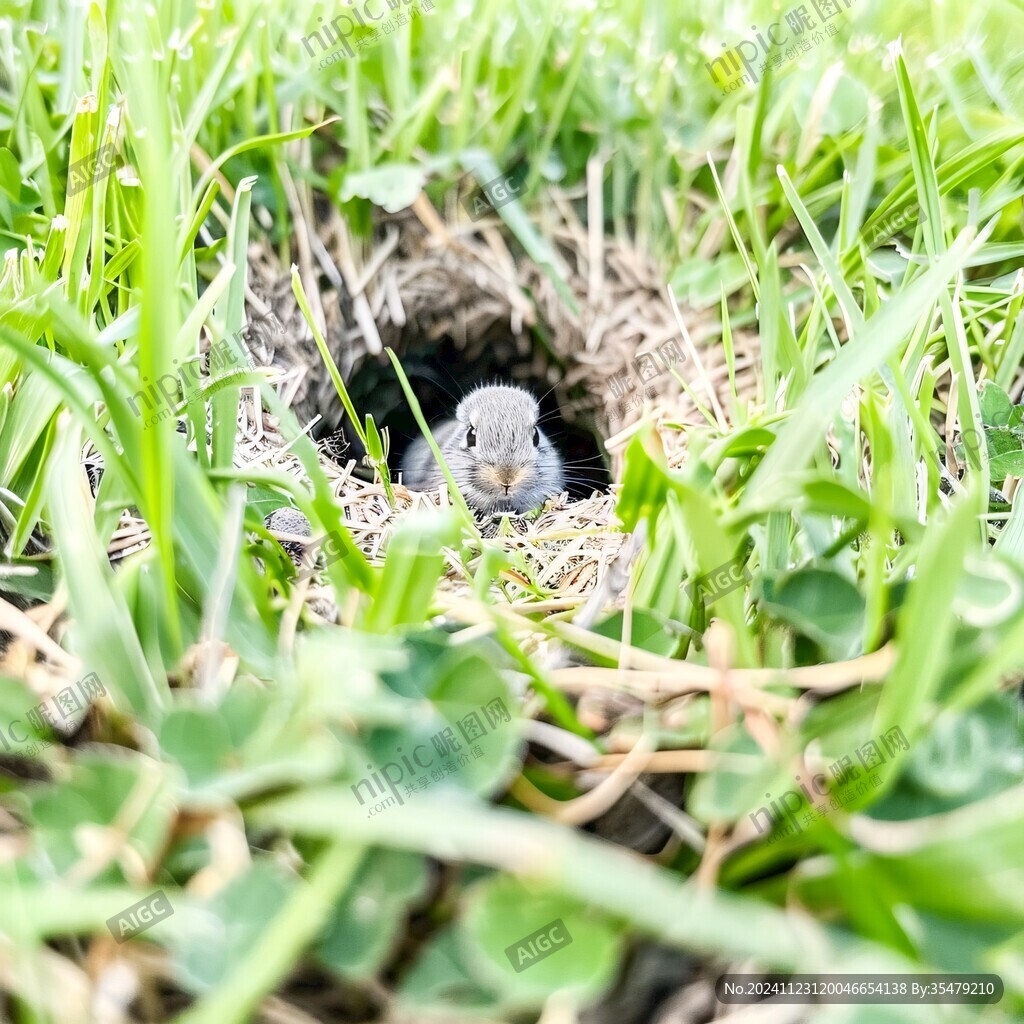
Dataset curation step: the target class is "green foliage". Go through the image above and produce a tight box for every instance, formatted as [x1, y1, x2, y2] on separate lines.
[400, 875, 623, 1014]
[1, 0, 1023, 1021]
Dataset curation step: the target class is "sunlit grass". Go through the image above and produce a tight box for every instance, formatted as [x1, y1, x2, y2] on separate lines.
[0, 0, 1023, 1020]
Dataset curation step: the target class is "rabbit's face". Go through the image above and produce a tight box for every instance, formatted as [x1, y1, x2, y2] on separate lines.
[450, 385, 562, 513]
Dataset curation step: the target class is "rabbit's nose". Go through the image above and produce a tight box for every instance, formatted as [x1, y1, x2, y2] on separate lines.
[496, 466, 521, 488]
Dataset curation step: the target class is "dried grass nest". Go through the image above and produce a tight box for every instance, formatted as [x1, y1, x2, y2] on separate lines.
[101, 184, 760, 606]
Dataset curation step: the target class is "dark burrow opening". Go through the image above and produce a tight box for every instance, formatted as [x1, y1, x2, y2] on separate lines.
[326, 325, 612, 501]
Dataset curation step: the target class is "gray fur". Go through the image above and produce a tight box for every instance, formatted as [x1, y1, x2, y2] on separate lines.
[401, 384, 564, 514]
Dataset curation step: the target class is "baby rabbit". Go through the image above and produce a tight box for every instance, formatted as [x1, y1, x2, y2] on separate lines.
[401, 384, 564, 514]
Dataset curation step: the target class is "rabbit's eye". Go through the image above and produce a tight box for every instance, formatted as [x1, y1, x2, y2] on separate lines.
[466, 427, 477, 447]
[532, 428, 540, 447]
